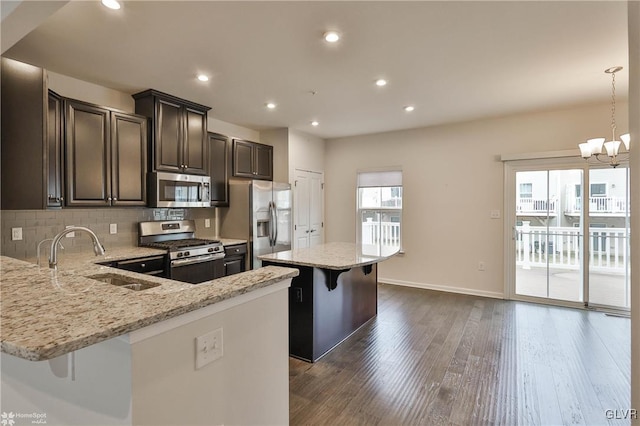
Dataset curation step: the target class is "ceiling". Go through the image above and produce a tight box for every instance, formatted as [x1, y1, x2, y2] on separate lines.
[3, 1, 630, 139]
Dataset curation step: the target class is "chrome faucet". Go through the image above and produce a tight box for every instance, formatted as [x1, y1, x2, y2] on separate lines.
[37, 238, 64, 266]
[49, 226, 105, 270]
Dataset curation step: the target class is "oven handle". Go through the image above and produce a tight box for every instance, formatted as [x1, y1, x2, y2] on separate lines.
[171, 253, 225, 267]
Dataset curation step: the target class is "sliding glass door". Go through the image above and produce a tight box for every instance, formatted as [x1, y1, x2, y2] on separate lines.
[507, 160, 630, 310]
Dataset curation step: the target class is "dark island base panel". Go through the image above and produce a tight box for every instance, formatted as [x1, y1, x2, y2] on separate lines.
[263, 262, 377, 362]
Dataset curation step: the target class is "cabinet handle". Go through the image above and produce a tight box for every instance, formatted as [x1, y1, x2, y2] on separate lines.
[107, 197, 112, 201]
[60, 197, 64, 201]
[113, 197, 118, 201]
[141, 263, 146, 268]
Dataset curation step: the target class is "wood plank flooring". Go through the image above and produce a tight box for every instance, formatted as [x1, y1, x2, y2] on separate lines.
[289, 284, 631, 425]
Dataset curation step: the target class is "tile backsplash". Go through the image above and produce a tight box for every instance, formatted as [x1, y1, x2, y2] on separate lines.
[1, 208, 216, 261]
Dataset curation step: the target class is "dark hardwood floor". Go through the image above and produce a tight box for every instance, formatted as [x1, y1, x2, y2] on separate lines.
[289, 284, 631, 425]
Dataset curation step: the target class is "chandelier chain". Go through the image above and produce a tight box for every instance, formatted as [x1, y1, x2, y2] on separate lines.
[611, 70, 617, 141]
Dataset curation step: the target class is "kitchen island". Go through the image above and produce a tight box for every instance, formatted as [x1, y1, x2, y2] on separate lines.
[0, 250, 298, 425]
[260, 242, 397, 362]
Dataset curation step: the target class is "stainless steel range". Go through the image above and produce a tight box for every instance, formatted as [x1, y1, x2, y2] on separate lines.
[139, 220, 224, 284]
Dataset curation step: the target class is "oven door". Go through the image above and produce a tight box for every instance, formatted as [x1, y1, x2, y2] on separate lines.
[169, 254, 224, 284]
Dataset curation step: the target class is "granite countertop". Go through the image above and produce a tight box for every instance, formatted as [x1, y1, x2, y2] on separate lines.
[0, 245, 297, 361]
[258, 242, 399, 270]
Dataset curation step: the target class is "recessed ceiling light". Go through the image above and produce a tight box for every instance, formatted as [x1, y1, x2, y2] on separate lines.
[266, 102, 277, 109]
[375, 79, 387, 87]
[197, 74, 209, 82]
[404, 106, 415, 112]
[311, 121, 320, 127]
[323, 31, 340, 43]
[101, 0, 121, 10]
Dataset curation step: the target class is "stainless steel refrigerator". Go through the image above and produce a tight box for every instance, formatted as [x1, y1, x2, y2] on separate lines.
[219, 179, 292, 269]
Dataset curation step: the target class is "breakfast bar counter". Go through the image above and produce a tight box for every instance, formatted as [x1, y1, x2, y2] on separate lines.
[260, 242, 397, 362]
[0, 251, 298, 425]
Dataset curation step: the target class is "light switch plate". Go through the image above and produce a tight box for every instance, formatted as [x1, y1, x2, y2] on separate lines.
[109, 223, 118, 234]
[11, 227, 22, 241]
[204, 219, 211, 228]
[195, 328, 223, 369]
[65, 225, 75, 238]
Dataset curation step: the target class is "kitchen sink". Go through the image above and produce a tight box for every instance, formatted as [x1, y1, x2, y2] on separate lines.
[88, 273, 160, 291]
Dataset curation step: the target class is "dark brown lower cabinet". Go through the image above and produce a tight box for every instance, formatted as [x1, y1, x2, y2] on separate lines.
[65, 99, 147, 207]
[262, 262, 378, 362]
[224, 244, 247, 276]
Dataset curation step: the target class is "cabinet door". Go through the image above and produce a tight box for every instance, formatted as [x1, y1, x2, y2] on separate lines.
[224, 257, 245, 276]
[65, 100, 111, 206]
[233, 139, 255, 178]
[47, 91, 63, 208]
[155, 98, 182, 172]
[111, 112, 147, 206]
[254, 143, 273, 180]
[208, 133, 229, 206]
[183, 107, 207, 175]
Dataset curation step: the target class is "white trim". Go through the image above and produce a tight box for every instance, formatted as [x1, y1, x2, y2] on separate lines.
[379, 278, 504, 300]
[129, 280, 291, 344]
[500, 149, 580, 162]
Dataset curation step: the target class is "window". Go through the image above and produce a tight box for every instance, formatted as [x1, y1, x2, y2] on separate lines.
[357, 170, 402, 256]
[590, 183, 607, 197]
[519, 183, 533, 198]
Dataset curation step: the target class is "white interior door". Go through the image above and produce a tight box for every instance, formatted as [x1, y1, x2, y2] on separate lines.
[293, 169, 324, 249]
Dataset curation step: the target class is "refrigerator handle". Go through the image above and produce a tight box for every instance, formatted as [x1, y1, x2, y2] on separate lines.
[268, 202, 275, 246]
[273, 202, 279, 245]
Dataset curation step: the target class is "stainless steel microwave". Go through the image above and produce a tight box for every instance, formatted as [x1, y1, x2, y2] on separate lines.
[149, 172, 211, 208]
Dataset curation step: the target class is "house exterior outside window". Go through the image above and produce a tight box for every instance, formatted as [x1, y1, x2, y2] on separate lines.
[357, 169, 402, 256]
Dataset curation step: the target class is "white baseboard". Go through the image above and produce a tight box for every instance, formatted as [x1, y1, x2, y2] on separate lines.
[379, 277, 504, 300]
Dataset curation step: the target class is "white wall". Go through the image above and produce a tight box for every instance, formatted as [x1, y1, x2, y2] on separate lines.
[208, 117, 260, 142]
[628, 0, 640, 420]
[325, 102, 629, 298]
[288, 128, 326, 177]
[48, 71, 135, 112]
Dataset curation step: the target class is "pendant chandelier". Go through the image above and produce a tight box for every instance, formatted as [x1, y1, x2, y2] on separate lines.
[578, 66, 630, 168]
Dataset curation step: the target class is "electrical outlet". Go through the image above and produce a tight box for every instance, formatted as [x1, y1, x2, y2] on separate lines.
[109, 223, 118, 234]
[11, 227, 23, 241]
[478, 261, 486, 271]
[490, 210, 501, 219]
[204, 219, 211, 228]
[65, 225, 75, 238]
[195, 328, 223, 369]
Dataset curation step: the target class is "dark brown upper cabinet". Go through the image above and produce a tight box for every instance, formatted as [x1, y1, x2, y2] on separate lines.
[47, 90, 64, 208]
[207, 132, 230, 206]
[133, 89, 210, 176]
[65, 99, 147, 207]
[232, 139, 273, 181]
[1, 58, 62, 210]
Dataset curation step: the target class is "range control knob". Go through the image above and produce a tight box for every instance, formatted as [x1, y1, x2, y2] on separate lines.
[208, 247, 214, 253]
[177, 252, 184, 258]
[184, 251, 190, 257]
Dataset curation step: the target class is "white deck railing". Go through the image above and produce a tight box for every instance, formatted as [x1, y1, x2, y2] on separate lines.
[565, 196, 628, 214]
[517, 198, 557, 215]
[515, 223, 629, 272]
[362, 221, 401, 247]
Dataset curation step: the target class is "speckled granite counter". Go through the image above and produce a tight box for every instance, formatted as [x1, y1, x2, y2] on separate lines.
[0, 246, 297, 361]
[258, 242, 398, 270]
